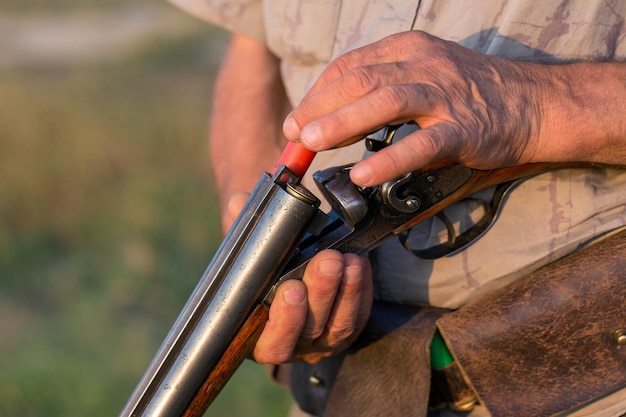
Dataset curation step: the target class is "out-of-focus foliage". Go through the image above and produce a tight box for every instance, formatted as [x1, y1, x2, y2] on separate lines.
[4, 0, 135, 14]
[0, 3, 291, 417]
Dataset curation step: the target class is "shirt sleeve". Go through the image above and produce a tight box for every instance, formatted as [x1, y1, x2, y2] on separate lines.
[166, 0, 265, 43]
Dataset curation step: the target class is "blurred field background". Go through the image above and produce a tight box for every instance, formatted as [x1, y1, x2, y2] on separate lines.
[0, 1, 291, 416]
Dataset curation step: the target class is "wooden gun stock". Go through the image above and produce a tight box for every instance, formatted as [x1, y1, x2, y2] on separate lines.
[182, 305, 269, 417]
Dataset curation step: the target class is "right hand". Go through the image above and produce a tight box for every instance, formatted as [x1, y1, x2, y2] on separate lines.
[281, 31, 626, 186]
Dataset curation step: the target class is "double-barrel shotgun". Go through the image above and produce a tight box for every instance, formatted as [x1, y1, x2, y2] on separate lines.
[119, 124, 608, 417]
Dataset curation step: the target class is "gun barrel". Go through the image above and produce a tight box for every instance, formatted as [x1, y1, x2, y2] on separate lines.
[120, 167, 320, 417]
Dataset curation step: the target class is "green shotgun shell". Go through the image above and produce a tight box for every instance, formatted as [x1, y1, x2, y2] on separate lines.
[430, 330, 455, 370]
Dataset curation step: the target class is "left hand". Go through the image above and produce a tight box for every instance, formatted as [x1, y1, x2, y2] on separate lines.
[253, 249, 373, 364]
[282, 30, 553, 186]
[227, 193, 374, 364]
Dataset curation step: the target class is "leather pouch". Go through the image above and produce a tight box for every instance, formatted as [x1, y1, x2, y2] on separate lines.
[290, 303, 448, 417]
[438, 230, 626, 417]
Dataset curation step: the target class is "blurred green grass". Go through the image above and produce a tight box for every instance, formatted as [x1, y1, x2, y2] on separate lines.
[3, 0, 130, 14]
[0, 3, 292, 417]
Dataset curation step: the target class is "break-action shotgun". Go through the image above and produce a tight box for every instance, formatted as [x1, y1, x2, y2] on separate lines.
[119, 124, 610, 417]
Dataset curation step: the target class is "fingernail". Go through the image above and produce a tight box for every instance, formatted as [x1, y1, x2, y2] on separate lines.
[350, 163, 373, 186]
[282, 116, 300, 140]
[318, 259, 343, 278]
[284, 286, 306, 305]
[300, 123, 323, 150]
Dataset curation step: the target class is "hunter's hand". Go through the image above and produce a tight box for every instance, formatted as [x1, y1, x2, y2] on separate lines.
[254, 249, 372, 364]
[282, 30, 566, 186]
[227, 193, 373, 364]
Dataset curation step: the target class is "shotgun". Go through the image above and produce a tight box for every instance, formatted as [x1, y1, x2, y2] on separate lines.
[119, 124, 606, 417]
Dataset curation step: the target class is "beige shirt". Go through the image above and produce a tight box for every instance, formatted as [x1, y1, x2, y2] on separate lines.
[169, 0, 626, 415]
[170, 0, 626, 309]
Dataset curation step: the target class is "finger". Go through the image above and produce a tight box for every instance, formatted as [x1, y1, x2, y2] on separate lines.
[295, 82, 444, 152]
[253, 279, 307, 364]
[323, 254, 372, 348]
[283, 32, 439, 142]
[349, 123, 460, 186]
[299, 250, 346, 342]
[303, 34, 407, 99]
[283, 61, 413, 142]
[303, 31, 447, 102]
